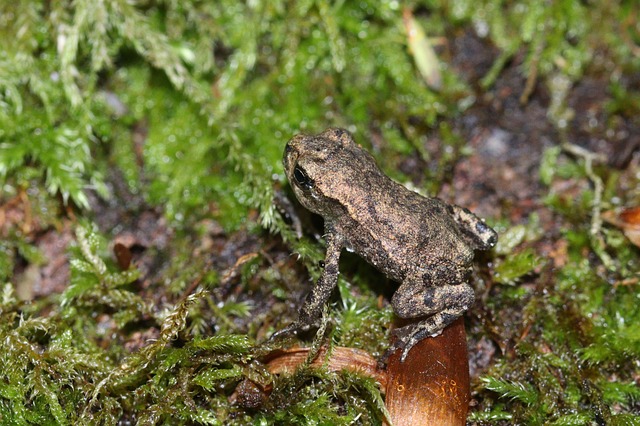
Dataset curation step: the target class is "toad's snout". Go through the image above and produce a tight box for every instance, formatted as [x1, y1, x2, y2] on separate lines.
[283, 134, 307, 172]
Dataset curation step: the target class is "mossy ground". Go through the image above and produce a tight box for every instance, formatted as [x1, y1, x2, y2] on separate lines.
[1, 1, 639, 424]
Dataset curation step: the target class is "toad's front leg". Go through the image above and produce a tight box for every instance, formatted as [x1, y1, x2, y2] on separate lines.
[270, 232, 343, 340]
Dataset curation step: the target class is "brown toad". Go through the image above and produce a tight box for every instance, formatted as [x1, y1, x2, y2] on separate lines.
[273, 128, 497, 360]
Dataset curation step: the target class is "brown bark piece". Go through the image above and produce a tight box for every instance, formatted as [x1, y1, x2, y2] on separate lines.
[385, 318, 470, 426]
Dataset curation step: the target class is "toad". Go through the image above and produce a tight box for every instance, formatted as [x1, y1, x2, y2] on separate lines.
[273, 128, 497, 360]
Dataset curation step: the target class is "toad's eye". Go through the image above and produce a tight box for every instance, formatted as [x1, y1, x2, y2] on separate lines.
[293, 165, 313, 190]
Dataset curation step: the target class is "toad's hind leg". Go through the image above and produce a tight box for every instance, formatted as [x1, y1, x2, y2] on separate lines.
[390, 271, 475, 361]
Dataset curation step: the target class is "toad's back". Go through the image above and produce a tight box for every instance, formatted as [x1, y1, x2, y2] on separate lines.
[328, 170, 475, 283]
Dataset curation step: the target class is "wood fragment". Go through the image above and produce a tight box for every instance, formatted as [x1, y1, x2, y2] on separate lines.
[265, 346, 386, 388]
[384, 318, 470, 426]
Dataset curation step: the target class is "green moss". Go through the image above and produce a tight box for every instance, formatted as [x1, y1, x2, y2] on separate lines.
[446, 0, 592, 89]
[493, 248, 542, 285]
[473, 148, 640, 423]
[258, 367, 388, 425]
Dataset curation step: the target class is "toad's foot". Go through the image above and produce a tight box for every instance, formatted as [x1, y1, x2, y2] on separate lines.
[391, 310, 462, 362]
[268, 321, 317, 342]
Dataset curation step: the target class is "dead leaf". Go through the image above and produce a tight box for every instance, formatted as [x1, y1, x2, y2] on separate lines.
[403, 8, 442, 90]
[603, 207, 640, 247]
[113, 242, 133, 270]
